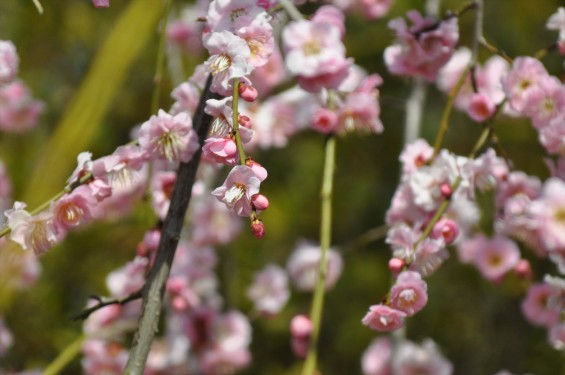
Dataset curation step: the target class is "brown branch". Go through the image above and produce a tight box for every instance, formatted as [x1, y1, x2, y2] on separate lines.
[412, 1, 478, 38]
[123, 74, 219, 375]
[70, 290, 143, 321]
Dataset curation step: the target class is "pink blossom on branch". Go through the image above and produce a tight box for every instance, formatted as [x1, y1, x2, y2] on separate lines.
[384, 10, 459, 82]
[138, 109, 199, 163]
[212, 165, 261, 217]
[91, 0, 110, 8]
[362, 304, 406, 332]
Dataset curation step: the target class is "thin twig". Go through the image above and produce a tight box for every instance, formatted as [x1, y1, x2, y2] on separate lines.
[70, 290, 143, 321]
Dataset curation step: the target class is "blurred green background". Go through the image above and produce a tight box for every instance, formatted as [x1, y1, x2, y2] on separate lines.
[0, 0, 565, 374]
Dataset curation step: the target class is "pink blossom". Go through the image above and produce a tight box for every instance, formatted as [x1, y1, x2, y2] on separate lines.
[0, 80, 44, 133]
[170, 81, 201, 115]
[91, 0, 110, 8]
[522, 283, 560, 328]
[138, 109, 198, 163]
[337, 88, 383, 133]
[529, 177, 565, 252]
[468, 92, 496, 122]
[150, 171, 176, 219]
[384, 10, 459, 82]
[399, 138, 434, 175]
[237, 21, 274, 68]
[432, 218, 459, 245]
[247, 264, 289, 316]
[286, 240, 343, 291]
[359, 0, 394, 20]
[212, 165, 261, 217]
[312, 108, 339, 134]
[204, 31, 253, 95]
[202, 136, 239, 166]
[502, 56, 549, 113]
[51, 185, 97, 233]
[461, 234, 520, 281]
[206, 0, 268, 33]
[538, 114, 565, 154]
[393, 339, 453, 375]
[361, 337, 392, 375]
[522, 75, 565, 129]
[166, 2, 207, 55]
[101, 144, 148, 189]
[0, 40, 18, 85]
[471, 148, 509, 192]
[389, 271, 428, 316]
[282, 17, 351, 92]
[4, 201, 58, 255]
[362, 304, 406, 332]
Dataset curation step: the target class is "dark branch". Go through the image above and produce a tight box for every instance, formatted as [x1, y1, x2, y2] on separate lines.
[124, 75, 219, 375]
[70, 290, 143, 321]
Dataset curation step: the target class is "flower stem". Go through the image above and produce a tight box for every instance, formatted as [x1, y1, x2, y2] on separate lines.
[432, 66, 469, 158]
[231, 78, 247, 166]
[42, 335, 85, 375]
[301, 134, 336, 375]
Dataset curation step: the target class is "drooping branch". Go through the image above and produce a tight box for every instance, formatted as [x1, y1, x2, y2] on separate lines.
[124, 75, 219, 375]
[70, 290, 143, 321]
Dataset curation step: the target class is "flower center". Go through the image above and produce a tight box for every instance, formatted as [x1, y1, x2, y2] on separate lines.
[302, 40, 321, 56]
[158, 131, 181, 161]
[224, 183, 246, 207]
[209, 54, 232, 76]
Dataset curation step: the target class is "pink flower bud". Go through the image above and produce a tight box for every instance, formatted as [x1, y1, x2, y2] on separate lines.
[388, 258, 405, 274]
[468, 92, 495, 122]
[252, 194, 269, 211]
[312, 108, 338, 134]
[440, 183, 452, 198]
[515, 259, 533, 279]
[250, 219, 266, 239]
[238, 114, 252, 128]
[290, 314, 312, 339]
[431, 218, 459, 245]
[239, 83, 258, 102]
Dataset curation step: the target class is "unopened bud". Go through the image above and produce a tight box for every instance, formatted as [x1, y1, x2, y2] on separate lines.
[440, 183, 452, 198]
[252, 194, 269, 211]
[388, 258, 405, 274]
[238, 114, 252, 128]
[239, 83, 258, 102]
[515, 259, 533, 279]
[250, 218, 266, 239]
[312, 108, 338, 134]
[431, 218, 459, 245]
[290, 314, 312, 339]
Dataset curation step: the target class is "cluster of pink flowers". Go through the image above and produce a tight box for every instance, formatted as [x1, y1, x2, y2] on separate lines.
[361, 337, 453, 375]
[0, 41, 43, 133]
[437, 47, 509, 122]
[384, 10, 459, 82]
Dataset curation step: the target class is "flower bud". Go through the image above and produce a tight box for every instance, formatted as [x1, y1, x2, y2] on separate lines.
[439, 183, 452, 198]
[290, 314, 312, 339]
[312, 108, 338, 134]
[238, 114, 252, 128]
[388, 258, 405, 274]
[515, 259, 533, 279]
[252, 194, 269, 211]
[239, 83, 258, 102]
[250, 218, 266, 239]
[431, 218, 459, 245]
